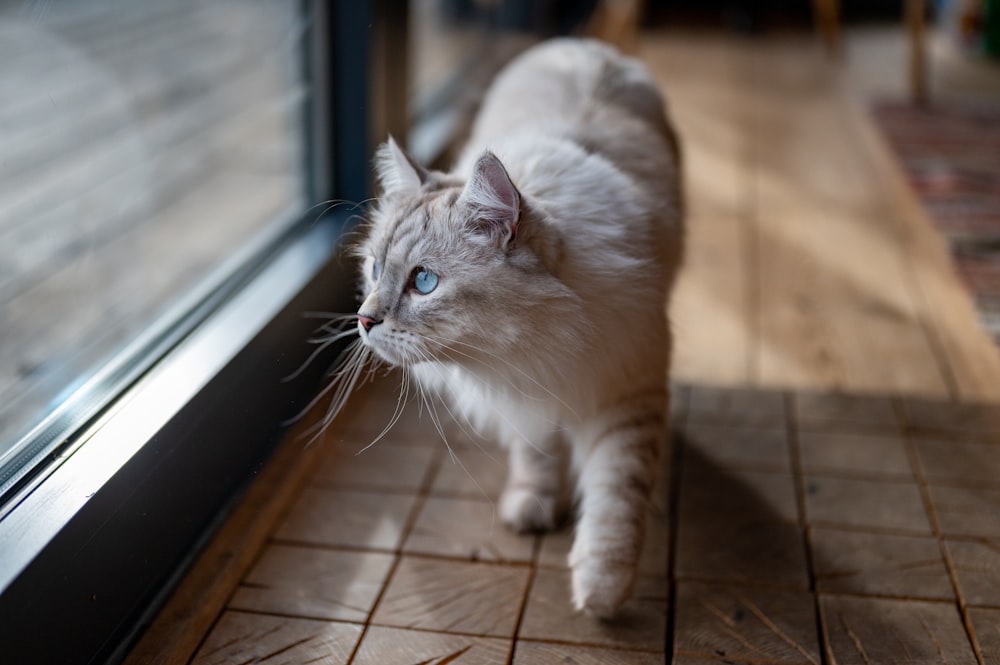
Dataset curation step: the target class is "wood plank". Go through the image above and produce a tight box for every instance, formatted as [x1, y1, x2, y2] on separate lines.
[748, 40, 949, 396]
[642, 35, 755, 386]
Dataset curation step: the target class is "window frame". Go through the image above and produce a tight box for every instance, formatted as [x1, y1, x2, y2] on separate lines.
[0, 2, 396, 662]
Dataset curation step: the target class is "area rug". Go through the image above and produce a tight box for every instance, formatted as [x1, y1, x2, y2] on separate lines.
[872, 101, 1000, 347]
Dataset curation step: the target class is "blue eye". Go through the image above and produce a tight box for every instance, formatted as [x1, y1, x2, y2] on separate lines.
[412, 266, 438, 294]
[371, 260, 379, 280]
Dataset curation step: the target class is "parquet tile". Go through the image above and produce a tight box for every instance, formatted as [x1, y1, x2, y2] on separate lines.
[403, 495, 534, 563]
[229, 545, 394, 622]
[352, 626, 510, 665]
[803, 476, 933, 534]
[672, 582, 821, 662]
[518, 569, 668, 651]
[811, 529, 954, 600]
[190, 611, 362, 664]
[371, 556, 530, 638]
[820, 596, 977, 665]
[512, 641, 664, 664]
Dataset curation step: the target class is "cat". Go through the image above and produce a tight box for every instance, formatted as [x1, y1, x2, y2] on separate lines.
[353, 38, 683, 617]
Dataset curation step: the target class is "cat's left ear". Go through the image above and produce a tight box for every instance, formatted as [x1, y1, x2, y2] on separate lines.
[375, 136, 429, 197]
[460, 151, 520, 248]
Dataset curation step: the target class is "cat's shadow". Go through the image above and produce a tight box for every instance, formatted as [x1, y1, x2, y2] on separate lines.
[673, 428, 949, 661]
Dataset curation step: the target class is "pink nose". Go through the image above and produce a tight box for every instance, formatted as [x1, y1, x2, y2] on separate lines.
[358, 315, 378, 332]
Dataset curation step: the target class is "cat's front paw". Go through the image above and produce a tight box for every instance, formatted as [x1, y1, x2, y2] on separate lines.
[569, 551, 636, 618]
[499, 486, 563, 533]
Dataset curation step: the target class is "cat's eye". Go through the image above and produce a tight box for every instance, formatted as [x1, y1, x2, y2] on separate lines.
[371, 260, 379, 281]
[411, 266, 438, 294]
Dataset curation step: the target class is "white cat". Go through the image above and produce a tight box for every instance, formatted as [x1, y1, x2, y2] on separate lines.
[355, 38, 683, 617]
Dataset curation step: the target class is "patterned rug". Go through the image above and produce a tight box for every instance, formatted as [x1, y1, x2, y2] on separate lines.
[872, 101, 1000, 347]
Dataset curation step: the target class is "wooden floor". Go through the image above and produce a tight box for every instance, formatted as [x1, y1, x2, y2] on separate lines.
[127, 29, 1000, 665]
[661, 32, 1000, 400]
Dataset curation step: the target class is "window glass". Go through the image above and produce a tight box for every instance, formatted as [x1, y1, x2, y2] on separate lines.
[0, 1, 307, 488]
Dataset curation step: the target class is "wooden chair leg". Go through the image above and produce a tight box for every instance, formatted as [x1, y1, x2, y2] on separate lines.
[813, 0, 841, 55]
[906, 0, 929, 104]
[586, 0, 645, 53]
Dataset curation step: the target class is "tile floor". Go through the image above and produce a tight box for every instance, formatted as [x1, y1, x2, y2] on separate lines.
[189, 376, 1000, 664]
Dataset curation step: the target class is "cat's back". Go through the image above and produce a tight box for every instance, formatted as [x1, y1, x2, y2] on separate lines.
[465, 38, 674, 159]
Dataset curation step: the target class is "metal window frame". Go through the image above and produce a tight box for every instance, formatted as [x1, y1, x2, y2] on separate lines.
[0, 2, 404, 663]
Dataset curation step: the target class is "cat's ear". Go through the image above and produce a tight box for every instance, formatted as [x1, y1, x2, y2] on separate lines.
[375, 136, 429, 197]
[460, 151, 520, 247]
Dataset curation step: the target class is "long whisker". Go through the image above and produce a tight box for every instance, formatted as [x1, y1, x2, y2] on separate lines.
[411, 353, 500, 465]
[301, 344, 371, 447]
[354, 367, 411, 455]
[284, 338, 366, 430]
[306, 328, 358, 345]
[418, 335, 566, 434]
[434, 355, 553, 459]
[410, 363, 495, 509]
[424, 333, 578, 419]
[302, 311, 359, 322]
[284, 329, 359, 383]
[305, 312, 358, 337]
[419, 337, 544, 405]
[304, 197, 378, 226]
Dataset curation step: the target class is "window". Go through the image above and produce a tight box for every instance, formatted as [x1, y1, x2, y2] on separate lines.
[0, 0, 308, 505]
[0, 2, 377, 661]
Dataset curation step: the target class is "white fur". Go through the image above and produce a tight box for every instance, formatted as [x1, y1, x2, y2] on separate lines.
[358, 38, 683, 617]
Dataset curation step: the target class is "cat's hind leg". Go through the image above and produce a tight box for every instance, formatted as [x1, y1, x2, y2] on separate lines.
[569, 392, 665, 617]
[499, 429, 568, 533]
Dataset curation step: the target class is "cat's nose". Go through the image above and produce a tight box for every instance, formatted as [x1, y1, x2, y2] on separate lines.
[358, 314, 380, 332]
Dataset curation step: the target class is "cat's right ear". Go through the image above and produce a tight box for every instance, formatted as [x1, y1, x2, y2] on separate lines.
[375, 136, 429, 197]
[459, 151, 520, 249]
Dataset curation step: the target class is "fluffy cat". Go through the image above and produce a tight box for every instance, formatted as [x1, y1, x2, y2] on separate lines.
[354, 38, 682, 617]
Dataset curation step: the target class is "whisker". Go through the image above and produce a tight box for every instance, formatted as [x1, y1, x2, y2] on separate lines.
[411, 362, 495, 508]
[354, 367, 411, 454]
[306, 328, 358, 345]
[417, 339, 561, 460]
[302, 311, 359, 321]
[284, 330, 359, 383]
[300, 344, 371, 447]
[304, 197, 378, 226]
[325, 341, 369, 379]
[423, 339, 545, 405]
[412, 353, 500, 465]
[284, 339, 366, 430]
[433, 363, 551, 460]
[425, 332, 578, 419]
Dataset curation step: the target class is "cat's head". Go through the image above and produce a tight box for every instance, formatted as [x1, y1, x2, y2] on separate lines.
[355, 138, 578, 370]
